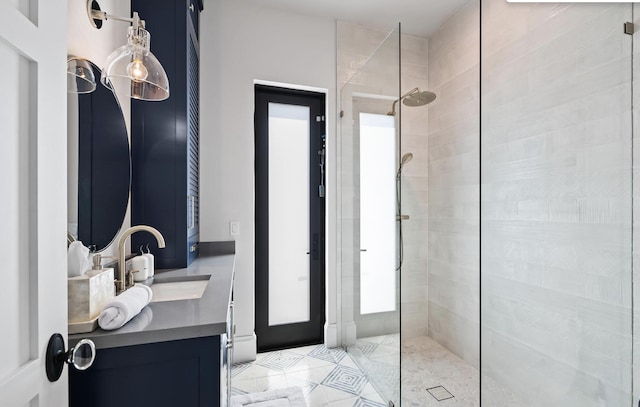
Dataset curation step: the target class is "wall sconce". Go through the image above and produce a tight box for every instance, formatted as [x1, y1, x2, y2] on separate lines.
[67, 56, 97, 94]
[87, 0, 170, 101]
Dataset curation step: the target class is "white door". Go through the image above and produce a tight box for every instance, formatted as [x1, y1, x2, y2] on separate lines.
[0, 1, 69, 406]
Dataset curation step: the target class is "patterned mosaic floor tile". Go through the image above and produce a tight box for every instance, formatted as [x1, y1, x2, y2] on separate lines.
[321, 365, 368, 396]
[353, 397, 388, 407]
[256, 350, 305, 370]
[232, 345, 384, 407]
[308, 344, 347, 364]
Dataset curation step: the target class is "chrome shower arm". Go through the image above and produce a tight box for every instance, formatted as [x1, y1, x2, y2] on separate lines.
[388, 87, 421, 115]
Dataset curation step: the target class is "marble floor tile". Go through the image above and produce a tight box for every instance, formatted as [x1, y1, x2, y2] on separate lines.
[231, 337, 528, 406]
[231, 344, 386, 407]
[349, 335, 401, 404]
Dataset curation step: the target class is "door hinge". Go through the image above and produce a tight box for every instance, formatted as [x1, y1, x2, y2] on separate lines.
[625, 22, 635, 35]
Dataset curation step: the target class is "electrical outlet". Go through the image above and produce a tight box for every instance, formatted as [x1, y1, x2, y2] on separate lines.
[230, 221, 240, 236]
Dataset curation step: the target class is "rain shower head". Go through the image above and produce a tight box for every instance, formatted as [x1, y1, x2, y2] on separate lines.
[387, 87, 436, 116]
[403, 90, 436, 107]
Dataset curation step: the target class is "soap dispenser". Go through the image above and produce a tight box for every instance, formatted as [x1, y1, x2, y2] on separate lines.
[131, 245, 149, 282]
[143, 244, 155, 277]
[92, 254, 103, 270]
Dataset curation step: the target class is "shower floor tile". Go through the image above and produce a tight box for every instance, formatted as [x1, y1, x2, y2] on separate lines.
[402, 336, 530, 407]
[402, 336, 477, 406]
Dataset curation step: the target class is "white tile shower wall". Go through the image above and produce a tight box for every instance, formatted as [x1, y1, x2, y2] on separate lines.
[337, 22, 390, 90]
[337, 21, 430, 341]
[426, 0, 480, 367]
[399, 34, 430, 340]
[482, 1, 633, 406]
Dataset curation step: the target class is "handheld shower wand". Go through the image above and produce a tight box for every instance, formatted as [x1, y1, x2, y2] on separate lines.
[396, 152, 413, 271]
[396, 152, 414, 178]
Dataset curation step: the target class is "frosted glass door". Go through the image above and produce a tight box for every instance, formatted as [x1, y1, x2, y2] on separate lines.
[359, 113, 397, 314]
[268, 102, 311, 326]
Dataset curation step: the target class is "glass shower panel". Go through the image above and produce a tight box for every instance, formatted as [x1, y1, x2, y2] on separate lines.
[339, 25, 401, 405]
[481, 2, 633, 406]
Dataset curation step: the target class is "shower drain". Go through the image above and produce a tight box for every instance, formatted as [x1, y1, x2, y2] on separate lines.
[426, 386, 454, 401]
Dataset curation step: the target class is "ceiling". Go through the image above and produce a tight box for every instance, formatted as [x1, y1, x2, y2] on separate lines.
[237, 0, 471, 37]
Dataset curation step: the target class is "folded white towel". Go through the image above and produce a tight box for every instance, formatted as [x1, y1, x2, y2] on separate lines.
[68, 241, 90, 277]
[98, 284, 153, 330]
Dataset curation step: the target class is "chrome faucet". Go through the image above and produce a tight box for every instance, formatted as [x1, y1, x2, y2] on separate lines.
[117, 225, 166, 292]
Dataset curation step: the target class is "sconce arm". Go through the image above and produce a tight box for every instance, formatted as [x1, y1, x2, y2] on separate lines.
[87, 1, 145, 29]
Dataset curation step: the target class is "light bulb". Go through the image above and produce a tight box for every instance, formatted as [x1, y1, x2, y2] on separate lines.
[126, 59, 148, 82]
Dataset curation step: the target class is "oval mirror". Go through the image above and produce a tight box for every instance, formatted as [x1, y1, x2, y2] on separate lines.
[68, 58, 130, 251]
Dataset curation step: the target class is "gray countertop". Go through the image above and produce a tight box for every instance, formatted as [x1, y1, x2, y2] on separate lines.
[69, 251, 235, 349]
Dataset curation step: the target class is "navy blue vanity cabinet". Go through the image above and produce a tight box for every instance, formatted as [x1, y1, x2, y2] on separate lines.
[69, 336, 223, 407]
[131, 0, 202, 268]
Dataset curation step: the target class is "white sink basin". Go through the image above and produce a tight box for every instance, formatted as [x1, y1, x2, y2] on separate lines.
[150, 275, 211, 303]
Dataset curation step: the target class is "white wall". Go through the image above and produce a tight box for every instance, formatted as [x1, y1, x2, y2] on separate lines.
[427, 0, 479, 366]
[482, 1, 633, 406]
[200, 0, 336, 362]
[67, 0, 129, 88]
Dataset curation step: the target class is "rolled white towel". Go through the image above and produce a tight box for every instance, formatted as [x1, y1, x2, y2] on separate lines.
[98, 284, 153, 330]
[116, 307, 153, 333]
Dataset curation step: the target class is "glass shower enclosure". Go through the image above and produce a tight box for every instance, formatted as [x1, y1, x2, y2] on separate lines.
[338, 25, 402, 405]
[338, 2, 639, 406]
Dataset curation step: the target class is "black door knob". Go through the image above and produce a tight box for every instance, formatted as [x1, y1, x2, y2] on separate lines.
[45, 333, 96, 382]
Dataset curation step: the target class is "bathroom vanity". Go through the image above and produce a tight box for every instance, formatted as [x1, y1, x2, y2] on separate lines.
[68, 246, 234, 407]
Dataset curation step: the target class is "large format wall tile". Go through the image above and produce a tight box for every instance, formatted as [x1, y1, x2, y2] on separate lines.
[481, 1, 634, 406]
[427, 0, 480, 369]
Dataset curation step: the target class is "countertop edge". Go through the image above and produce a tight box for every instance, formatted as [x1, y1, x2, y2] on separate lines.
[69, 249, 235, 349]
[83, 322, 228, 349]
